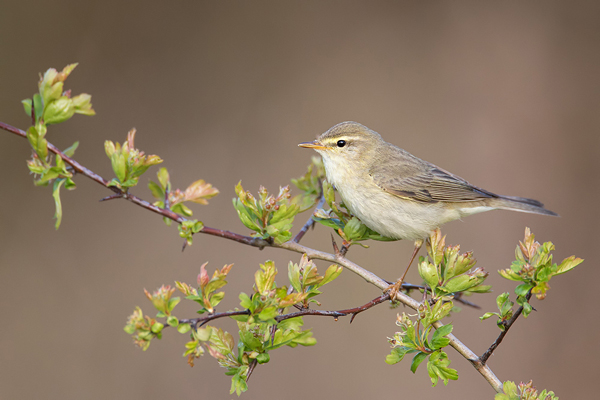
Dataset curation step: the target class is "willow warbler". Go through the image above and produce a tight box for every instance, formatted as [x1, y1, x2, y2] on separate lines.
[299, 121, 557, 297]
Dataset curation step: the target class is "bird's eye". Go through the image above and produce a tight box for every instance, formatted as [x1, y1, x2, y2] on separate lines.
[337, 140, 346, 148]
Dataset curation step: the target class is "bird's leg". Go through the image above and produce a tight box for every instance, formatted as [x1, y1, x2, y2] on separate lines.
[387, 239, 424, 301]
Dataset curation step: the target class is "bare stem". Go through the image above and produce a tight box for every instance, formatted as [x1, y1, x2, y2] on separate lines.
[478, 289, 534, 366]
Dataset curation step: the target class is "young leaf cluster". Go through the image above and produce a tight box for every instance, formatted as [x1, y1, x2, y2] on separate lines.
[148, 167, 218, 245]
[288, 254, 342, 308]
[21, 64, 95, 228]
[123, 306, 165, 351]
[312, 180, 395, 247]
[124, 264, 234, 357]
[125, 257, 341, 396]
[149, 167, 219, 219]
[104, 128, 163, 189]
[177, 263, 232, 314]
[233, 183, 300, 244]
[124, 284, 181, 351]
[225, 259, 328, 395]
[385, 300, 458, 386]
[418, 229, 491, 300]
[497, 228, 582, 317]
[496, 380, 558, 400]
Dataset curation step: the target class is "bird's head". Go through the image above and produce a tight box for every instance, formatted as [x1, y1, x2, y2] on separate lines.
[298, 122, 383, 169]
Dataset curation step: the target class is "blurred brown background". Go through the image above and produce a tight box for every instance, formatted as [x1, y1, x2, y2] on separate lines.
[1, 1, 598, 399]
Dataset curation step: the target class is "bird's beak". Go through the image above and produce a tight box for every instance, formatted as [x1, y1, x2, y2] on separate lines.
[298, 140, 326, 150]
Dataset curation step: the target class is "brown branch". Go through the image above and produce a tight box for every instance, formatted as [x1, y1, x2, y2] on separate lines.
[453, 293, 481, 310]
[276, 293, 390, 323]
[177, 294, 389, 329]
[477, 289, 534, 365]
[1, 120, 502, 393]
[179, 310, 251, 328]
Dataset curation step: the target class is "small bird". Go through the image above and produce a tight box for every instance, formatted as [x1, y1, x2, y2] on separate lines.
[299, 121, 557, 298]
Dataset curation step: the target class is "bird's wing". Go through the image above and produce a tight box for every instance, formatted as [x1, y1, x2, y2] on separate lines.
[370, 153, 496, 203]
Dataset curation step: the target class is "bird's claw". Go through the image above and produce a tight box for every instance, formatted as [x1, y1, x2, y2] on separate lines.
[386, 279, 404, 302]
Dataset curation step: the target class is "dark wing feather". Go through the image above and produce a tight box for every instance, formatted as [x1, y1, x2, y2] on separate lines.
[370, 148, 497, 203]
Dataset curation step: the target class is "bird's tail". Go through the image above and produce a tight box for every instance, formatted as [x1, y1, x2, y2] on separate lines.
[492, 195, 558, 217]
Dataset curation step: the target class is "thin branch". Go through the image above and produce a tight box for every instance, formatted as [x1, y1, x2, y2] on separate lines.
[179, 310, 251, 328]
[1, 121, 116, 190]
[178, 295, 390, 328]
[453, 293, 481, 310]
[276, 293, 390, 323]
[478, 289, 534, 365]
[1, 120, 502, 393]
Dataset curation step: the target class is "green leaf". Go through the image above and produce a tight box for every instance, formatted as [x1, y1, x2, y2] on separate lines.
[22, 98, 32, 117]
[410, 351, 428, 373]
[496, 381, 518, 400]
[194, 327, 212, 342]
[443, 275, 475, 293]
[177, 323, 191, 334]
[496, 292, 510, 310]
[239, 293, 252, 310]
[239, 330, 262, 350]
[52, 178, 66, 229]
[320, 264, 343, 286]
[148, 180, 164, 200]
[209, 291, 225, 308]
[343, 217, 367, 241]
[555, 255, 583, 275]
[258, 307, 278, 322]
[111, 152, 127, 183]
[255, 261, 277, 294]
[157, 167, 170, 189]
[385, 346, 412, 365]
[63, 141, 79, 157]
[479, 312, 498, 321]
[426, 351, 458, 386]
[151, 322, 164, 334]
[44, 96, 75, 125]
[515, 283, 533, 297]
[418, 258, 439, 290]
[33, 93, 44, 122]
[256, 352, 270, 364]
[72, 93, 95, 116]
[167, 315, 179, 327]
[26, 126, 48, 160]
[430, 324, 452, 349]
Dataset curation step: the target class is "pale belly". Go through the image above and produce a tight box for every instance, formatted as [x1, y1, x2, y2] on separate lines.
[337, 184, 453, 240]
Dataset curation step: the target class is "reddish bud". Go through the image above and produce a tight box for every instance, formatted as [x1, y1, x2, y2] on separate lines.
[198, 262, 210, 287]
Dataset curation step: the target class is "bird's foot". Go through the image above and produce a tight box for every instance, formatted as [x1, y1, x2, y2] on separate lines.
[386, 279, 404, 302]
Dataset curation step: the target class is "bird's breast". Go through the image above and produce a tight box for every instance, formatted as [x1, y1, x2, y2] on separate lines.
[324, 163, 458, 240]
